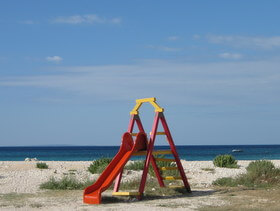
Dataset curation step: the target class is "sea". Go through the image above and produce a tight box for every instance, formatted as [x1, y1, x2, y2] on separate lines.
[0, 145, 280, 161]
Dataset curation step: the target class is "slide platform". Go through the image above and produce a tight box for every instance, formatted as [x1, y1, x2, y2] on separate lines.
[83, 132, 147, 204]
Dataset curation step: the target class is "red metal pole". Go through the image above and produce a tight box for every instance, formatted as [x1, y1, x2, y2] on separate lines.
[138, 112, 160, 198]
[133, 115, 164, 187]
[135, 116, 145, 132]
[113, 115, 136, 192]
[150, 154, 165, 187]
[159, 113, 191, 192]
[128, 115, 136, 133]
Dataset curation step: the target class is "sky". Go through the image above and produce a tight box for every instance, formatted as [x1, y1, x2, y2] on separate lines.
[0, 0, 280, 146]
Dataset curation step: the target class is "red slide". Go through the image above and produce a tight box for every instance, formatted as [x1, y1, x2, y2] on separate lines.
[83, 132, 147, 204]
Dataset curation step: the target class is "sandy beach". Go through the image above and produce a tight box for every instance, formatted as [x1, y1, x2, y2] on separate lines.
[1, 160, 280, 210]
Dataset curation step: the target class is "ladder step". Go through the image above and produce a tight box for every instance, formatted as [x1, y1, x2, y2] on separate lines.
[155, 158, 176, 162]
[112, 192, 140, 196]
[162, 176, 182, 180]
[160, 167, 178, 171]
[130, 133, 138, 136]
[132, 150, 172, 156]
[149, 131, 166, 135]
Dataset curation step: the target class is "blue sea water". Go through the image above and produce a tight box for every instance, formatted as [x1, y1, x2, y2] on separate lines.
[0, 145, 280, 161]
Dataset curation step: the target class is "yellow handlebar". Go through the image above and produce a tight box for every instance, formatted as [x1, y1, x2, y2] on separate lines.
[130, 97, 164, 115]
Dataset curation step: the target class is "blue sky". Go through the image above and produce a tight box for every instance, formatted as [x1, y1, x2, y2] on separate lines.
[1, 1, 280, 146]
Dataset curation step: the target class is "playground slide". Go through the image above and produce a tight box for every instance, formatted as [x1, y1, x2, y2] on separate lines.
[83, 132, 147, 204]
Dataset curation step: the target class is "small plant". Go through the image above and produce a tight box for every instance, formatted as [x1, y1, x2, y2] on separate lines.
[213, 154, 238, 168]
[36, 162, 48, 169]
[40, 176, 93, 190]
[88, 157, 112, 174]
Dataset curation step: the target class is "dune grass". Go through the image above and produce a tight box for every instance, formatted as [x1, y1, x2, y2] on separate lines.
[40, 176, 93, 190]
[213, 160, 280, 188]
[88, 157, 112, 174]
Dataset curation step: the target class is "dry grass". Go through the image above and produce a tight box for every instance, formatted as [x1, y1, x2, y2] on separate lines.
[199, 187, 280, 211]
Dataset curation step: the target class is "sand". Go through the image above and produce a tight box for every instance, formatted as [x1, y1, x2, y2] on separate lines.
[0, 160, 280, 210]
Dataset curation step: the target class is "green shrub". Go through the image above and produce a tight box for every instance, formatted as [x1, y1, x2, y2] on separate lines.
[213, 154, 238, 168]
[40, 176, 93, 190]
[246, 160, 276, 177]
[36, 162, 48, 169]
[212, 177, 238, 187]
[213, 160, 280, 188]
[88, 157, 112, 174]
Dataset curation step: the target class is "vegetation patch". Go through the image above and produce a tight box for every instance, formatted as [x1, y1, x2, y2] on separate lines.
[30, 203, 43, 208]
[119, 177, 188, 198]
[125, 156, 179, 177]
[213, 154, 238, 168]
[125, 160, 144, 171]
[201, 168, 215, 172]
[88, 157, 112, 174]
[213, 160, 280, 188]
[40, 176, 93, 190]
[36, 162, 49, 169]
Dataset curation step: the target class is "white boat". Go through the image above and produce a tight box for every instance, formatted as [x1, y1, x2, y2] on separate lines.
[232, 149, 243, 152]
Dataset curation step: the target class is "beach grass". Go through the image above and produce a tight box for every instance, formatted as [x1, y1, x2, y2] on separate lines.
[40, 176, 93, 190]
[213, 160, 280, 188]
[88, 157, 112, 174]
[125, 156, 179, 177]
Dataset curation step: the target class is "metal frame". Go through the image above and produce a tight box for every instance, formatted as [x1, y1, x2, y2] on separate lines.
[113, 98, 191, 199]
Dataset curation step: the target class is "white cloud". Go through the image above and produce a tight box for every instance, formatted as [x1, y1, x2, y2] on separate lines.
[46, 56, 63, 63]
[168, 36, 179, 41]
[1, 59, 280, 106]
[219, 52, 242, 59]
[207, 35, 280, 49]
[52, 14, 121, 25]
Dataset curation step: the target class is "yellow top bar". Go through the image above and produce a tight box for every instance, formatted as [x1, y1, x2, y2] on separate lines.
[130, 97, 164, 115]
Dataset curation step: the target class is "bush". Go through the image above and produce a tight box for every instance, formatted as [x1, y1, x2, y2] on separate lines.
[212, 177, 238, 187]
[213, 160, 280, 188]
[213, 154, 238, 168]
[88, 157, 112, 174]
[36, 162, 48, 169]
[246, 160, 276, 177]
[40, 176, 93, 190]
